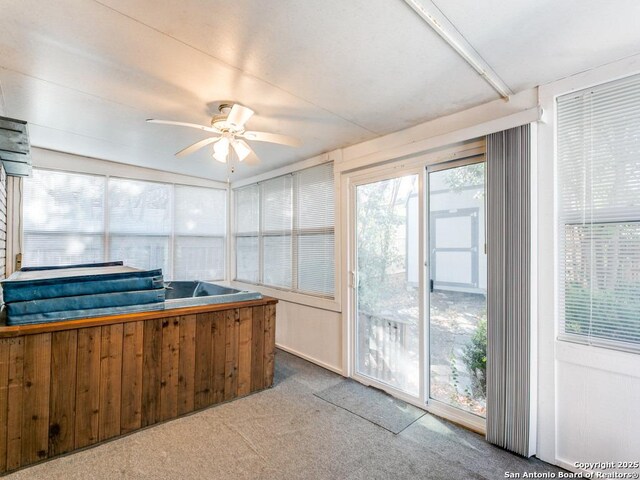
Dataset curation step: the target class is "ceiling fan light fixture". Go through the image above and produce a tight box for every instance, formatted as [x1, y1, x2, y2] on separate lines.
[213, 137, 230, 163]
[232, 139, 251, 161]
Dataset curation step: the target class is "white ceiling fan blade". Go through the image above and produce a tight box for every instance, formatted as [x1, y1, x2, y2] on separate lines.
[147, 119, 218, 134]
[242, 131, 301, 147]
[176, 137, 220, 158]
[226, 104, 254, 128]
[244, 150, 261, 166]
[231, 139, 254, 162]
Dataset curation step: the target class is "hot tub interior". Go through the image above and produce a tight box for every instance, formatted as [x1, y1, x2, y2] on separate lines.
[163, 281, 262, 308]
[164, 281, 242, 299]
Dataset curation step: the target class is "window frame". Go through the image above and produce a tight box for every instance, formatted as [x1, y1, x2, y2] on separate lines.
[555, 74, 640, 354]
[22, 167, 227, 281]
[231, 162, 338, 309]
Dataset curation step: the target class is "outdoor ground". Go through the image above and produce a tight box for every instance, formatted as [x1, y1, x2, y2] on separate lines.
[359, 287, 486, 416]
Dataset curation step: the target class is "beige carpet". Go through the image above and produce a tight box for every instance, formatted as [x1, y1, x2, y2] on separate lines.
[5, 350, 562, 479]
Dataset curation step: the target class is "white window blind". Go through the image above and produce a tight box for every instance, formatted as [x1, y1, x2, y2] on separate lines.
[23, 169, 226, 281]
[108, 178, 173, 275]
[557, 74, 640, 352]
[234, 162, 335, 298]
[296, 163, 335, 296]
[23, 169, 106, 266]
[235, 184, 260, 283]
[174, 185, 226, 280]
[262, 175, 293, 289]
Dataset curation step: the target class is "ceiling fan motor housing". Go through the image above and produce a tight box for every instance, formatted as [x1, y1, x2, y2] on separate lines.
[210, 104, 244, 134]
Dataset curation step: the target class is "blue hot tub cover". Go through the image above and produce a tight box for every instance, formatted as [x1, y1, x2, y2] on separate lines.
[1, 262, 166, 326]
[6, 302, 166, 325]
[1, 265, 164, 302]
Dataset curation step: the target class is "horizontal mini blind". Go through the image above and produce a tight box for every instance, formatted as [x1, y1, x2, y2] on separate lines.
[23, 168, 227, 281]
[262, 175, 293, 289]
[174, 185, 226, 280]
[235, 184, 260, 283]
[296, 162, 335, 296]
[108, 178, 172, 275]
[23, 169, 106, 266]
[233, 162, 335, 298]
[557, 73, 640, 352]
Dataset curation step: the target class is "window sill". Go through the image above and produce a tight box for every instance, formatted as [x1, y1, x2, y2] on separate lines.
[555, 339, 639, 377]
[229, 280, 341, 313]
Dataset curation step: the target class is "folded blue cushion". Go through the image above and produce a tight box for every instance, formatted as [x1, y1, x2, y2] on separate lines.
[6, 302, 166, 325]
[1, 269, 164, 302]
[6, 289, 165, 317]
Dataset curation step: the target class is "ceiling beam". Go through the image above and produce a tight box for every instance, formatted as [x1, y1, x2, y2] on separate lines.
[402, 0, 513, 99]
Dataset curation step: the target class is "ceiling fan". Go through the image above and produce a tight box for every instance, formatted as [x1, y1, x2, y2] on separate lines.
[147, 104, 301, 165]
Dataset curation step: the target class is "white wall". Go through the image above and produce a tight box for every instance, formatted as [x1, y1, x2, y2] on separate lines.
[537, 55, 640, 473]
[275, 301, 343, 374]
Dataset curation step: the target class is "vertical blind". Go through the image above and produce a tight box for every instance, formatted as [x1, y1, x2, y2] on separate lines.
[486, 125, 533, 457]
[557, 73, 640, 352]
[234, 162, 335, 298]
[23, 169, 227, 281]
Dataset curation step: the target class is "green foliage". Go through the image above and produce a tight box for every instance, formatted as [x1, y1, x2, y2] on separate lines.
[462, 315, 487, 398]
[443, 162, 485, 196]
[356, 182, 404, 313]
[564, 281, 640, 344]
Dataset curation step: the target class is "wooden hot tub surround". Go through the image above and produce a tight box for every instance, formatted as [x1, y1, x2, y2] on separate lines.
[0, 297, 277, 474]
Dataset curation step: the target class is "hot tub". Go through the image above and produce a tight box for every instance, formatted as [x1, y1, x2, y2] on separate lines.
[163, 281, 262, 309]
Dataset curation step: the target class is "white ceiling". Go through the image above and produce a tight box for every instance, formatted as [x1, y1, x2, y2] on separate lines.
[0, 0, 639, 181]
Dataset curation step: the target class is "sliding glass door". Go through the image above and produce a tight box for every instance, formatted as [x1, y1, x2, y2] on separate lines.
[427, 160, 487, 417]
[354, 174, 421, 396]
[350, 156, 487, 426]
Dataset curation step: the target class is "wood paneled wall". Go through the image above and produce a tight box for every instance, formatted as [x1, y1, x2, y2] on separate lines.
[0, 303, 276, 473]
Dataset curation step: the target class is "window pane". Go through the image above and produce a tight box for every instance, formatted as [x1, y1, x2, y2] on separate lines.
[236, 236, 259, 283]
[108, 178, 172, 235]
[263, 235, 291, 288]
[262, 176, 292, 232]
[297, 233, 334, 296]
[24, 169, 105, 233]
[175, 185, 226, 236]
[174, 236, 225, 281]
[23, 169, 105, 267]
[356, 175, 419, 395]
[557, 73, 640, 352]
[24, 233, 104, 267]
[109, 235, 169, 273]
[297, 163, 334, 229]
[235, 185, 259, 234]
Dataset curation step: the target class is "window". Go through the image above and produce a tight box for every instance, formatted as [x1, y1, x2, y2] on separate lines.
[23, 169, 227, 280]
[173, 185, 226, 280]
[557, 74, 640, 352]
[23, 169, 105, 266]
[234, 162, 335, 298]
[108, 178, 173, 275]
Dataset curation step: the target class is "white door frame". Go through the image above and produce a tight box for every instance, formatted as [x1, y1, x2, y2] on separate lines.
[342, 141, 487, 433]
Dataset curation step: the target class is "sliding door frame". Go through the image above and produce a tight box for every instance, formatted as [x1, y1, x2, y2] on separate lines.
[425, 155, 487, 434]
[348, 165, 427, 406]
[342, 140, 487, 433]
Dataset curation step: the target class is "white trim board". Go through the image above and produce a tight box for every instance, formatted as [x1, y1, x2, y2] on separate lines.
[337, 105, 541, 173]
[32, 147, 228, 189]
[230, 151, 339, 189]
[341, 88, 537, 162]
[276, 344, 344, 376]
